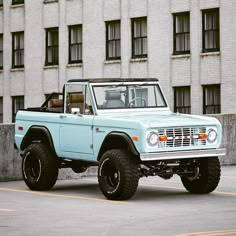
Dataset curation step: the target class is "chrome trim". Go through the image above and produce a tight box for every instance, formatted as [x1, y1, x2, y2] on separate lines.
[140, 148, 226, 161]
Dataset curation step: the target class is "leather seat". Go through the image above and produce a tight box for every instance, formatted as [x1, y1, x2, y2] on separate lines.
[103, 91, 125, 108]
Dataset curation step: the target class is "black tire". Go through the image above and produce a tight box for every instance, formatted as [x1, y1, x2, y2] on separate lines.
[22, 143, 58, 191]
[98, 149, 140, 200]
[181, 157, 221, 194]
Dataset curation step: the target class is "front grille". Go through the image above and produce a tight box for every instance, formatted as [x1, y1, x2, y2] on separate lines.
[158, 127, 207, 148]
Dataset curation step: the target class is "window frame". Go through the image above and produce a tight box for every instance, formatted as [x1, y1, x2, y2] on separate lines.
[0, 34, 3, 69]
[68, 25, 83, 64]
[202, 8, 220, 53]
[174, 86, 191, 114]
[203, 84, 221, 114]
[12, 31, 24, 69]
[106, 20, 121, 61]
[12, 0, 24, 5]
[45, 27, 59, 66]
[12, 96, 24, 123]
[131, 17, 148, 59]
[173, 12, 190, 55]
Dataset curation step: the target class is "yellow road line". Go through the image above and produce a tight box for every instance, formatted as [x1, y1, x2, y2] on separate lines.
[86, 178, 236, 197]
[222, 175, 236, 179]
[175, 229, 236, 236]
[0, 188, 127, 204]
[139, 183, 236, 196]
[0, 208, 16, 212]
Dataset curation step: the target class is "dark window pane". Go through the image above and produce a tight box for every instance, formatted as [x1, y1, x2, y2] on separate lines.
[202, 8, 220, 52]
[12, 32, 24, 68]
[0, 97, 3, 123]
[12, 96, 24, 123]
[69, 25, 82, 64]
[173, 12, 190, 54]
[174, 86, 191, 114]
[132, 17, 147, 58]
[45, 28, 59, 66]
[203, 84, 221, 114]
[106, 21, 121, 60]
[12, 0, 24, 5]
[0, 34, 3, 69]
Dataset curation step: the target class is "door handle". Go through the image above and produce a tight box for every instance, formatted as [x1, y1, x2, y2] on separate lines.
[60, 115, 67, 119]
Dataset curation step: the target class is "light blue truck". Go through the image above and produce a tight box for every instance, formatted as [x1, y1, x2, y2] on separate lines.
[15, 78, 225, 200]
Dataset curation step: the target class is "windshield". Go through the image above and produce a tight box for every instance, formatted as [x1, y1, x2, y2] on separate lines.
[92, 83, 167, 109]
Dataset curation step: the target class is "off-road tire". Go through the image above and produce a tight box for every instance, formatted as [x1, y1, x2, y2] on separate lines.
[22, 143, 58, 190]
[98, 149, 140, 200]
[181, 157, 221, 194]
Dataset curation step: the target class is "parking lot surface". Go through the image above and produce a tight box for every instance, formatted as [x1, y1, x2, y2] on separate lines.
[0, 165, 236, 236]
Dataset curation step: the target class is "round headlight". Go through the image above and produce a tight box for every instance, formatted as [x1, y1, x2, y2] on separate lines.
[207, 129, 217, 143]
[147, 131, 159, 146]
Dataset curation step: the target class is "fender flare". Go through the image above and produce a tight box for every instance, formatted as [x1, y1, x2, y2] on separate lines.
[97, 131, 140, 161]
[21, 126, 56, 155]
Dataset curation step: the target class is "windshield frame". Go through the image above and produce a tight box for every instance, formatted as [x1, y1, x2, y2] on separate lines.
[90, 81, 168, 113]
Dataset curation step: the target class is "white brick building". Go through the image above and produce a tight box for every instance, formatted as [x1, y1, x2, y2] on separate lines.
[0, 0, 236, 123]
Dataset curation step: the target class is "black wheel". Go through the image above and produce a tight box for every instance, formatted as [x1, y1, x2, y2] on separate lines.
[22, 143, 58, 190]
[98, 149, 140, 200]
[181, 157, 221, 194]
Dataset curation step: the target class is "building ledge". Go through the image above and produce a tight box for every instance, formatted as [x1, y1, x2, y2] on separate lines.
[200, 51, 220, 57]
[130, 58, 148, 63]
[0, 6, 3, 10]
[171, 54, 191, 59]
[44, 65, 59, 70]
[0, 69, 3, 73]
[11, 4, 24, 9]
[66, 63, 83, 68]
[104, 60, 121, 65]
[10, 68, 24, 72]
[43, 0, 58, 4]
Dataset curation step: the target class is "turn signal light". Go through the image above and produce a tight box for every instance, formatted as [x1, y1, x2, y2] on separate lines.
[132, 136, 139, 141]
[198, 133, 207, 140]
[159, 135, 168, 142]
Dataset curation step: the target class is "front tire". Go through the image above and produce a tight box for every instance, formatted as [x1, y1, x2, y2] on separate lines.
[22, 143, 58, 190]
[181, 157, 221, 194]
[98, 149, 140, 200]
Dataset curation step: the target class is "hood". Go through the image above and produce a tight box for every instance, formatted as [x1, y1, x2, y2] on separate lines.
[99, 111, 219, 128]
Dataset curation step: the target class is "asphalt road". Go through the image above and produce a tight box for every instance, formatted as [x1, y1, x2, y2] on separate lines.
[0, 165, 236, 236]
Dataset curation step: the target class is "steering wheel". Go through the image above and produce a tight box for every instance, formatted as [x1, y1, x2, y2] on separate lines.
[128, 97, 147, 107]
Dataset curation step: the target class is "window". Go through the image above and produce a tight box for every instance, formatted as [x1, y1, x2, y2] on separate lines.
[0, 97, 3, 123]
[203, 84, 221, 114]
[0, 0, 3, 7]
[12, 32, 24, 68]
[45, 28, 59, 66]
[131, 17, 147, 59]
[174, 86, 191, 114]
[173, 12, 190, 55]
[202, 8, 220, 52]
[12, 96, 24, 123]
[12, 0, 24, 5]
[0, 34, 3, 69]
[106, 21, 121, 60]
[69, 25, 82, 64]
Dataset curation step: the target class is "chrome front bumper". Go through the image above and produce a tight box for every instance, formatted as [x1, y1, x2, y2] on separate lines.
[140, 148, 226, 161]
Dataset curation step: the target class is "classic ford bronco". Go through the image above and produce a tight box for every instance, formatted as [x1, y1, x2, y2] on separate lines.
[15, 78, 225, 200]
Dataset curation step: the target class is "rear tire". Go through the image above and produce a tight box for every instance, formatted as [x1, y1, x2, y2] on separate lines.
[181, 157, 221, 194]
[98, 149, 140, 200]
[22, 143, 58, 190]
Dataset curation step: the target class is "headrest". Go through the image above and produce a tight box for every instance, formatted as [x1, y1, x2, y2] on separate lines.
[50, 99, 63, 107]
[69, 94, 84, 103]
[105, 91, 121, 100]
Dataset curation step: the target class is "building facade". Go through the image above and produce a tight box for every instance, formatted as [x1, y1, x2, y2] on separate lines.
[0, 0, 236, 123]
